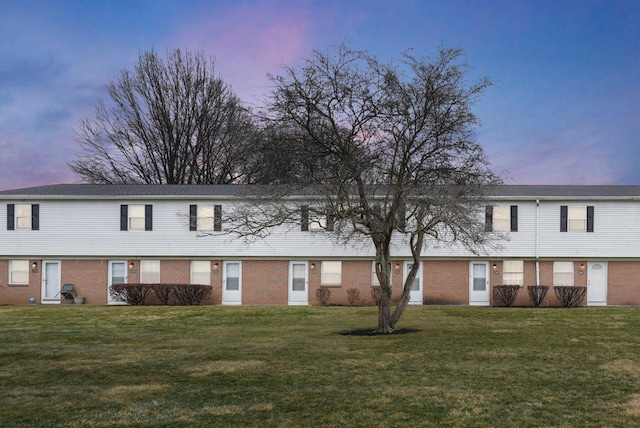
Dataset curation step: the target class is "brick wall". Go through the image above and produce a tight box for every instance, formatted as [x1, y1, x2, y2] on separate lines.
[242, 260, 288, 305]
[609, 261, 640, 305]
[424, 260, 469, 305]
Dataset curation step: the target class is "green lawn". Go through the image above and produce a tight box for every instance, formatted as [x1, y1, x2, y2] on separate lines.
[1, 305, 640, 427]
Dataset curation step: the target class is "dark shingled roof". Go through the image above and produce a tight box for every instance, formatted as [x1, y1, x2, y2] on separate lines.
[2, 183, 640, 199]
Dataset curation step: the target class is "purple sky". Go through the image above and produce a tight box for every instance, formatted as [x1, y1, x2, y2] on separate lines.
[1, 0, 639, 190]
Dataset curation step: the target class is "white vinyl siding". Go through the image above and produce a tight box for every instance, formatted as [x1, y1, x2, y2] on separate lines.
[553, 261, 574, 286]
[140, 260, 160, 283]
[321, 261, 342, 286]
[9, 260, 29, 284]
[502, 260, 523, 286]
[191, 261, 210, 285]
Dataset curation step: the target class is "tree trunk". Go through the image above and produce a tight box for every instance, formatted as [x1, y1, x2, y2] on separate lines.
[374, 242, 398, 333]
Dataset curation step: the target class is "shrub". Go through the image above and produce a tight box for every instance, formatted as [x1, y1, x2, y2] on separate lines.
[151, 284, 173, 305]
[493, 285, 520, 307]
[315, 287, 331, 306]
[527, 285, 549, 307]
[173, 284, 212, 305]
[109, 284, 152, 305]
[347, 288, 360, 306]
[554, 286, 586, 307]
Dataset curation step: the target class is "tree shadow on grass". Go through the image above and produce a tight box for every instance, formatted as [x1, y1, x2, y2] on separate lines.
[339, 328, 421, 336]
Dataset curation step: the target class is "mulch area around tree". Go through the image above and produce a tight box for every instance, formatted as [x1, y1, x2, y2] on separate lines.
[339, 328, 420, 336]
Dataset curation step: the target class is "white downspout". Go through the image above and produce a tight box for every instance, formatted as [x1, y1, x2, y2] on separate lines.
[535, 199, 540, 285]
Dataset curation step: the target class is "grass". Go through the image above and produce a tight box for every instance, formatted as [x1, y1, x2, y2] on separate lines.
[1, 305, 640, 427]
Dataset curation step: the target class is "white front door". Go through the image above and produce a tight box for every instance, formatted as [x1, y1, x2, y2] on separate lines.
[288, 261, 308, 305]
[222, 261, 242, 305]
[587, 261, 607, 306]
[41, 260, 61, 304]
[404, 261, 423, 305]
[469, 261, 490, 306]
[108, 260, 128, 304]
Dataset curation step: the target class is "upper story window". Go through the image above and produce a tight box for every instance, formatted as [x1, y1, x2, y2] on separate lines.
[321, 261, 342, 286]
[7, 204, 39, 230]
[189, 205, 221, 232]
[301, 206, 334, 231]
[120, 205, 152, 231]
[560, 206, 594, 232]
[485, 205, 517, 232]
[140, 260, 160, 283]
[9, 260, 29, 284]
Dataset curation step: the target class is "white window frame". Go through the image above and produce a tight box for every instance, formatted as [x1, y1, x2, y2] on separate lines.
[197, 206, 215, 231]
[321, 261, 342, 286]
[9, 260, 29, 284]
[191, 261, 211, 285]
[15, 204, 32, 230]
[371, 261, 380, 286]
[129, 205, 146, 230]
[502, 260, 523, 286]
[568, 206, 587, 232]
[553, 261, 574, 286]
[492, 206, 510, 232]
[140, 260, 160, 283]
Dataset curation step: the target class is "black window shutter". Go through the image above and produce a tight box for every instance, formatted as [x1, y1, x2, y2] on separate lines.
[587, 206, 594, 232]
[214, 205, 222, 232]
[560, 206, 568, 232]
[301, 205, 309, 231]
[510, 205, 518, 232]
[485, 206, 493, 232]
[326, 209, 334, 232]
[31, 204, 39, 230]
[7, 204, 15, 230]
[189, 205, 197, 231]
[145, 205, 153, 231]
[397, 205, 406, 231]
[120, 205, 128, 231]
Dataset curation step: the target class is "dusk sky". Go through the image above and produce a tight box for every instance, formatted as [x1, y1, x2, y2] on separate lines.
[1, 0, 639, 190]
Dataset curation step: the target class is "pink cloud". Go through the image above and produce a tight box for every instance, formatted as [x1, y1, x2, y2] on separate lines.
[174, 3, 312, 103]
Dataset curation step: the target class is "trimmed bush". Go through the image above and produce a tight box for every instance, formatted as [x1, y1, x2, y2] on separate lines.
[109, 283, 152, 306]
[554, 286, 586, 307]
[347, 288, 360, 306]
[315, 287, 331, 306]
[173, 284, 212, 305]
[493, 285, 520, 307]
[110, 284, 212, 306]
[527, 285, 549, 307]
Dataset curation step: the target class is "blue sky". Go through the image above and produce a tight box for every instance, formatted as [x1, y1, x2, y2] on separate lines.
[1, 0, 639, 190]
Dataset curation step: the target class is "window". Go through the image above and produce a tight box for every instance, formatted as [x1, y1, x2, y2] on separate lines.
[371, 261, 392, 286]
[321, 261, 342, 286]
[191, 261, 211, 285]
[553, 261, 574, 286]
[7, 204, 39, 230]
[560, 206, 594, 232]
[9, 260, 29, 284]
[502, 260, 523, 286]
[485, 205, 517, 232]
[302, 206, 334, 231]
[189, 205, 222, 231]
[140, 260, 160, 283]
[120, 205, 152, 231]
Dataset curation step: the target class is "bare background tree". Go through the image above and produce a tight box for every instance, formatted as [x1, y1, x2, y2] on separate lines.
[70, 48, 257, 184]
[233, 45, 502, 333]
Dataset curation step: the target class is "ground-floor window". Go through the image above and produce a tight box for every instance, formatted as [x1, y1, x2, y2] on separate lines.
[191, 261, 210, 285]
[140, 260, 160, 283]
[9, 260, 29, 284]
[502, 260, 523, 286]
[553, 261, 574, 286]
[321, 261, 342, 286]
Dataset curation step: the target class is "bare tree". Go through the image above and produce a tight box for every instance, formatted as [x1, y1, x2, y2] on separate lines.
[70, 48, 257, 184]
[230, 45, 502, 333]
